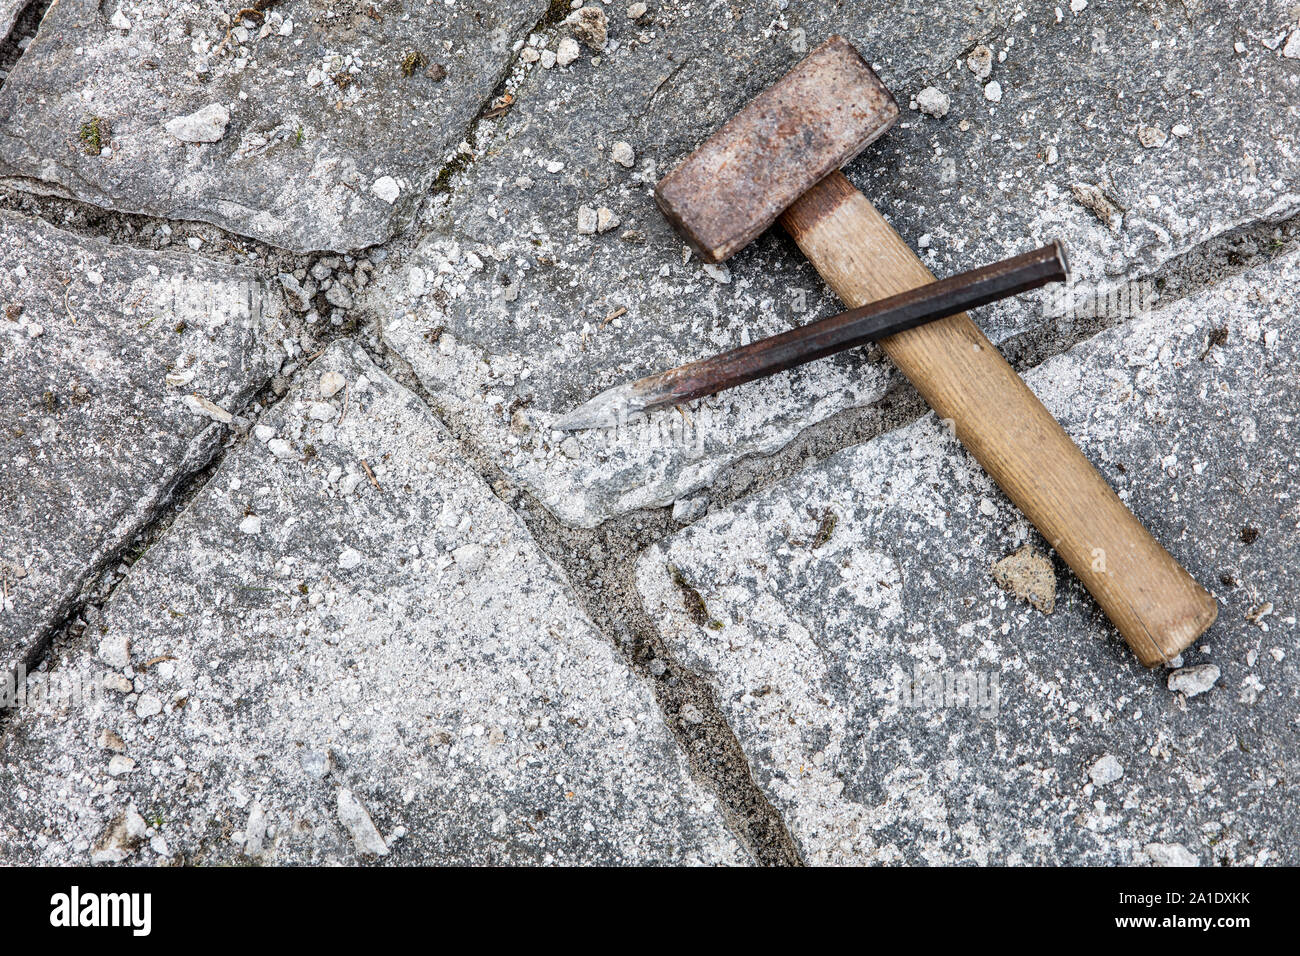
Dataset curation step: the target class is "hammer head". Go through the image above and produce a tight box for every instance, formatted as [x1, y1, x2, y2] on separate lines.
[655, 36, 898, 264]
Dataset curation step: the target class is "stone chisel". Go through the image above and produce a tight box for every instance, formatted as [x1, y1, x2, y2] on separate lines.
[554, 242, 1069, 430]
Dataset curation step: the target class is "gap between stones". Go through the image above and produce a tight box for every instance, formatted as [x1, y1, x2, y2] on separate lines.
[0, 0, 51, 89]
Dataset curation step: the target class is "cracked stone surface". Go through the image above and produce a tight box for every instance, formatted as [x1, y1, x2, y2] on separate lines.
[373, 0, 1300, 527]
[0, 0, 548, 252]
[637, 248, 1299, 865]
[0, 342, 742, 865]
[0, 210, 286, 673]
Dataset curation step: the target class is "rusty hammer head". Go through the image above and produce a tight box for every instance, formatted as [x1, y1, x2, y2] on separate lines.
[655, 35, 898, 264]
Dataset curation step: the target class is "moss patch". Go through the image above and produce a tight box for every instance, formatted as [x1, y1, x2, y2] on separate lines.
[401, 50, 428, 78]
[78, 116, 109, 155]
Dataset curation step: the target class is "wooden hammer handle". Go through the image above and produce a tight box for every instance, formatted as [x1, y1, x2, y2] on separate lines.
[781, 172, 1216, 666]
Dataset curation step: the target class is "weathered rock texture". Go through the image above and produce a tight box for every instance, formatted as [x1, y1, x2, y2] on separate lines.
[0, 0, 549, 251]
[0, 343, 742, 865]
[373, 0, 1300, 526]
[638, 249, 1299, 865]
[0, 210, 285, 672]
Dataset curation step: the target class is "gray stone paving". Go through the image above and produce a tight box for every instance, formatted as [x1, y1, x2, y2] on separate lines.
[373, 0, 1300, 527]
[0, 0, 548, 252]
[0, 342, 742, 865]
[637, 248, 1299, 865]
[1, 0, 1297, 867]
[0, 1, 23, 43]
[0, 210, 286, 673]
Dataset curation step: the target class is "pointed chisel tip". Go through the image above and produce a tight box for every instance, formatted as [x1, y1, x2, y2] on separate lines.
[552, 381, 646, 431]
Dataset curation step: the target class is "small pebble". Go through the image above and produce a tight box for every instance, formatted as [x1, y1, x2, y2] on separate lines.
[338, 547, 363, 570]
[319, 370, 346, 398]
[610, 140, 635, 167]
[627, 2, 648, 18]
[983, 81, 1003, 103]
[556, 37, 580, 66]
[966, 45, 993, 79]
[1088, 754, 1123, 786]
[239, 515, 263, 535]
[1167, 664, 1219, 697]
[916, 86, 950, 119]
[576, 205, 598, 235]
[372, 175, 401, 204]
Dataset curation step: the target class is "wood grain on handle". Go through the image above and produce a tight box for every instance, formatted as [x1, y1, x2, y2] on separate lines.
[781, 171, 1216, 666]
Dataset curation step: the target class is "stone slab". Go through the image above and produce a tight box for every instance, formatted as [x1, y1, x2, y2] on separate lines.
[0, 1, 23, 43]
[0, 210, 286, 673]
[0, 0, 548, 252]
[374, 0, 1300, 527]
[0, 342, 742, 865]
[637, 249, 1299, 865]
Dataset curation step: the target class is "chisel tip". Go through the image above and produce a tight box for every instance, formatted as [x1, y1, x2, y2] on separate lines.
[552, 381, 646, 431]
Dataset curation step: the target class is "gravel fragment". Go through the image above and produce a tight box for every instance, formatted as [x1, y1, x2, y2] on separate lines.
[966, 44, 993, 78]
[1139, 125, 1168, 148]
[571, 6, 608, 51]
[372, 176, 401, 205]
[336, 789, 388, 857]
[1088, 754, 1124, 786]
[164, 104, 230, 144]
[916, 86, 951, 118]
[556, 37, 580, 67]
[576, 205, 598, 234]
[1145, 843, 1199, 867]
[983, 80, 1003, 103]
[319, 371, 347, 399]
[991, 545, 1056, 613]
[610, 140, 635, 167]
[1167, 664, 1220, 697]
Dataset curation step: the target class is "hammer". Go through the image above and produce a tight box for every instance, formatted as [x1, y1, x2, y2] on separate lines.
[653, 35, 1216, 667]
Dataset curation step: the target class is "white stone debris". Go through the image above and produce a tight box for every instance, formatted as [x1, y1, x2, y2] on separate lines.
[267, 438, 295, 459]
[1088, 754, 1124, 786]
[1283, 30, 1300, 59]
[372, 176, 401, 204]
[610, 140, 635, 167]
[319, 370, 346, 398]
[337, 789, 388, 856]
[165, 104, 231, 144]
[110, 9, 131, 31]
[916, 86, 951, 118]
[1139, 125, 1168, 148]
[628, 3, 648, 19]
[967, 45, 993, 79]
[245, 802, 268, 856]
[596, 207, 620, 233]
[183, 393, 234, 424]
[338, 547, 363, 570]
[1145, 842, 1199, 867]
[576, 205, 598, 234]
[136, 694, 163, 719]
[239, 515, 263, 535]
[107, 755, 136, 777]
[983, 80, 1003, 103]
[556, 37, 580, 67]
[1168, 664, 1219, 697]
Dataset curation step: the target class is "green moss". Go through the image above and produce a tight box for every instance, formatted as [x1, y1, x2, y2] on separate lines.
[401, 50, 428, 77]
[78, 116, 109, 155]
